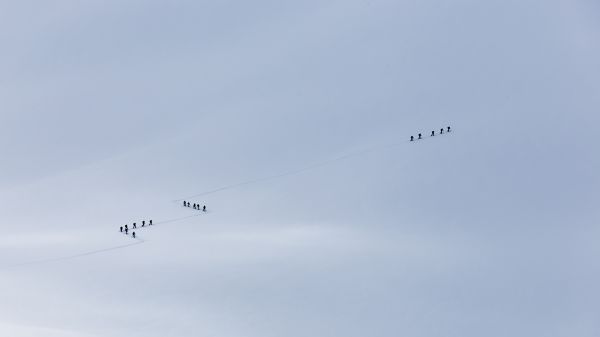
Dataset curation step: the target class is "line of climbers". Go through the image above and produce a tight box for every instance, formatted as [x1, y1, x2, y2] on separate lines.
[120, 219, 153, 239]
[411, 126, 451, 142]
[183, 201, 207, 212]
[118, 203, 208, 239]
[117, 125, 447, 240]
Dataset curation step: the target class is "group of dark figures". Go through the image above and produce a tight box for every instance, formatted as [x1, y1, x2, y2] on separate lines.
[183, 201, 206, 212]
[120, 220, 153, 239]
[115, 128, 449, 240]
[118, 203, 207, 239]
[411, 126, 451, 142]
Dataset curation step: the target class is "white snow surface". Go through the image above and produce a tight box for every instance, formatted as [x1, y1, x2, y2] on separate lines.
[1, 0, 599, 336]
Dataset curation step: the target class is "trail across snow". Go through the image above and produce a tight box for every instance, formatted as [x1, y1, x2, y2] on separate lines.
[173, 132, 450, 202]
[2, 131, 452, 271]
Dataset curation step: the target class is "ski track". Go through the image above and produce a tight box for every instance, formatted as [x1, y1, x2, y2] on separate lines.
[0, 214, 203, 271]
[173, 139, 411, 202]
[2, 132, 451, 271]
[174, 131, 450, 202]
[1, 240, 145, 270]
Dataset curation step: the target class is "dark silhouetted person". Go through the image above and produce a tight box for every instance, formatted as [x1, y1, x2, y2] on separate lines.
[187, 202, 191, 207]
[142, 220, 145, 227]
[149, 220, 153, 225]
[120, 226, 123, 233]
[203, 205, 206, 212]
[132, 232, 136, 239]
[431, 130, 435, 136]
[418, 133, 422, 139]
[125, 228, 129, 235]
[125, 224, 128, 230]
[183, 201, 186, 207]
[447, 126, 451, 132]
[440, 128, 444, 134]
[410, 136, 414, 141]
[133, 223, 137, 229]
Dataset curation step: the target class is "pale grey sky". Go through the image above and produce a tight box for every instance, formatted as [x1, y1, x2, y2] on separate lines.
[0, 0, 599, 336]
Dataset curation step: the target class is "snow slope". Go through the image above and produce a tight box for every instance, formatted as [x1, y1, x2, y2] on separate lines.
[1, 0, 599, 336]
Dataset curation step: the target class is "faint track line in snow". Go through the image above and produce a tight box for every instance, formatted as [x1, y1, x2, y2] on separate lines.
[172, 140, 409, 202]
[2, 131, 451, 271]
[154, 213, 203, 225]
[1, 214, 204, 271]
[1, 239, 145, 270]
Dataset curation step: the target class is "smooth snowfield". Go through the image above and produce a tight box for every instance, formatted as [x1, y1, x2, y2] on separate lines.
[1, 0, 599, 336]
